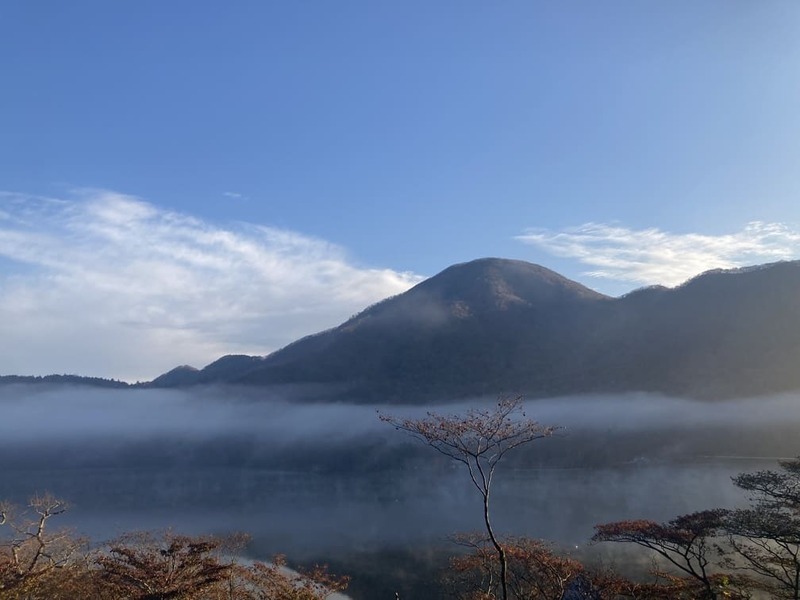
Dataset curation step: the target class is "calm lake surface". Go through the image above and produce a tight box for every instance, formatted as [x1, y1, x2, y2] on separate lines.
[1, 386, 795, 559]
[0, 461, 768, 557]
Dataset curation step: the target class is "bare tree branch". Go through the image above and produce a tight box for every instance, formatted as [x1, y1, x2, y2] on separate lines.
[381, 396, 557, 600]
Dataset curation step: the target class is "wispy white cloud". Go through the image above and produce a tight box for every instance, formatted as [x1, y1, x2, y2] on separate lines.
[0, 190, 423, 380]
[517, 221, 800, 287]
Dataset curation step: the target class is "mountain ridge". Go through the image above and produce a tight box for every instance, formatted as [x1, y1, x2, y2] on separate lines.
[146, 257, 800, 402]
[6, 257, 800, 403]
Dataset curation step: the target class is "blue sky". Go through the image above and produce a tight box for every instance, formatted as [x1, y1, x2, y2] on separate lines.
[2, 2, 800, 379]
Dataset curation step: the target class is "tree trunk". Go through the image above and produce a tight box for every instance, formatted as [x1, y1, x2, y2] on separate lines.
[483, 491, 507, 600]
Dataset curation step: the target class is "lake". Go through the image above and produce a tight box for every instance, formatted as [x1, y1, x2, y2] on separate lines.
[1, 385, 796, 596]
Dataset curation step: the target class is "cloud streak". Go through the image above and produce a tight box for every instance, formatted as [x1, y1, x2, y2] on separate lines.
[517, 221, 800, 287]
[0, 190, 423, 380]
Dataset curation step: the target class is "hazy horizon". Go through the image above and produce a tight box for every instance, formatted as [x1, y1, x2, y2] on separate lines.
[2, 385, 796, 548]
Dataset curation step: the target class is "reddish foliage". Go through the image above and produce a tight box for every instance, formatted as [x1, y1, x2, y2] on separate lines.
[592, 510, 742, 600]
[444, 534, 583, 599]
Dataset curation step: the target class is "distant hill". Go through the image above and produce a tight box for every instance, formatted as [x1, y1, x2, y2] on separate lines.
[0, 374, 130, 388]
[146, 257, 800, 402]
[149, 356, 264, 387]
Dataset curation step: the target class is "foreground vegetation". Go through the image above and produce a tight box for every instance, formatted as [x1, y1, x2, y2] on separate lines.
[0, 495, 348, 599]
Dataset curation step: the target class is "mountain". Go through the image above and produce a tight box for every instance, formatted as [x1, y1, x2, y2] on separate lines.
[591, 261, 800, 398]
[149, 257, 800, 402]
[149, 356, 264, 387]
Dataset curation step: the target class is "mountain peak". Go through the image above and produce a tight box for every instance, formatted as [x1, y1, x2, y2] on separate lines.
[356, 258, 608, 322]
[424, 257, 609, 305]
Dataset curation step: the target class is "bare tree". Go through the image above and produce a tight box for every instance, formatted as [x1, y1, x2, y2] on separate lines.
[724, 458, 800, 599]
[381, 396, 557, 600]
[0, 493, 89, 597]
[592, 510, 737, 600]
[94, 531, 349, 600]
[95, 530, 240, 600]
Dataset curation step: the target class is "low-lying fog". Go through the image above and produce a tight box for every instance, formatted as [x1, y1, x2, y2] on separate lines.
[1, 384, 797, 559]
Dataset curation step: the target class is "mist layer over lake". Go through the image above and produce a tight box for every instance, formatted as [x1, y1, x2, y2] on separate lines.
[1, 385, 796, 561]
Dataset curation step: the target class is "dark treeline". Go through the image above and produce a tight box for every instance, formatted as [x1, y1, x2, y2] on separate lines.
[0, 375, 129, 388]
